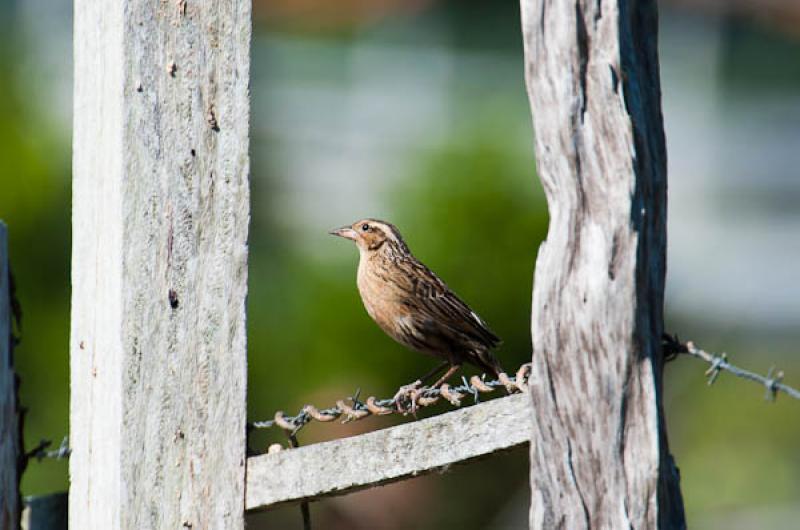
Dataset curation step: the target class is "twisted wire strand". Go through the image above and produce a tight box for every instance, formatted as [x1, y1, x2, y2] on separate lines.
[250, 364, 532, 436]
[664, 334, 800, 401]
[21, 337, 800, 464]
[253, 336, 800, 438]
[25, 436, 71, 462]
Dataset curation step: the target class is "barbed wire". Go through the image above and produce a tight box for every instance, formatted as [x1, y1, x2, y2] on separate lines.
[19, 337, 799, 461]
[25, 436, 71, 462]
[663, 334, 800, 401]
[248, 363, 532, 437]
[252, 336, 800, 438]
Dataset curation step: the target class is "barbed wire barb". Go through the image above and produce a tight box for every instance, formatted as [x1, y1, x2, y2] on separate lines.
[25, 436, 71, 462]
[663, 334, 800, 401]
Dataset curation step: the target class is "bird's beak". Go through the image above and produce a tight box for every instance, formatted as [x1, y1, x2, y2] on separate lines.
[329, 225, 358, 241]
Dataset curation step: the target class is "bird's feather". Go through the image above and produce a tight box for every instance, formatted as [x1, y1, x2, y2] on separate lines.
[343, 218, 505, 378]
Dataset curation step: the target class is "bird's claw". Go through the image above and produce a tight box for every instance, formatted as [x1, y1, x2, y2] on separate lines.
[393, 380, 423, 414]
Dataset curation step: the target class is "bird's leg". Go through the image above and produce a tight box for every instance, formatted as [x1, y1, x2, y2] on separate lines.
[392, 380, 423, 414]
[395, 361, 462, 412]
[392, 361, 450, 414]
[418, 360, 450, 386]
[430, 363, 462, 389]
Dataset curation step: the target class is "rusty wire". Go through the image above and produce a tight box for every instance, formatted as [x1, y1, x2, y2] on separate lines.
[249, 363, 532, 436]
[25, 436, 71, 462]
[663, 334, 800, 401]
[253, 336, 800, 438]
[18, 337, 800, 467]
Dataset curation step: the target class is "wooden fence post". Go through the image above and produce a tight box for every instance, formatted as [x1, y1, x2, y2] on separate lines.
[71, 0, 251, 528]
[21, 494, 68, 530]
[520, 1, 685, 527]
[1, 222, 22, 530]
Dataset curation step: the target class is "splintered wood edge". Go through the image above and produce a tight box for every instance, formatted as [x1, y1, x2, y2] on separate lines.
[245, 392, 531, 511]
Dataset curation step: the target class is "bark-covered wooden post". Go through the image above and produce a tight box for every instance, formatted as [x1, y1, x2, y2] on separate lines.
[520, 0, 685, 527]
[1, 222, 22, 529]
[71, 0, 251, 528]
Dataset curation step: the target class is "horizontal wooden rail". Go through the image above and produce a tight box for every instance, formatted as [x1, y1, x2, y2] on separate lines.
[245, 393, 531, 511]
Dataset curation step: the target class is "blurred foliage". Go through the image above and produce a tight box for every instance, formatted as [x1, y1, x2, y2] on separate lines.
[720, 19, 800, 95]
[0, 34, 71, 494]
[248, 121, 547, 449]
[246, 121, 546, 530]
[664, 338, 800, 525]
[391, 130, 547, 374]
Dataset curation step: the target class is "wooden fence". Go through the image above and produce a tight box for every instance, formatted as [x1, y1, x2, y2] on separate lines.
[1, 0, 689, 528]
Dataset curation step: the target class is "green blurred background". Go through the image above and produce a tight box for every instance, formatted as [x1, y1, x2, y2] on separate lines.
[2, 0, 799, 528]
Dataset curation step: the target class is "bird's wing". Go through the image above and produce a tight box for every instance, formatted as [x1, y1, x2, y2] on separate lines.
[396, 257, 501, 349]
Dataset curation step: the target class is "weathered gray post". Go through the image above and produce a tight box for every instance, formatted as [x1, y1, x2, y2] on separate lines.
[520, 0, 685, 527]
[71, 1, 251, 528]
[1, 222, 21, 529]
[21, 494, 68, 530]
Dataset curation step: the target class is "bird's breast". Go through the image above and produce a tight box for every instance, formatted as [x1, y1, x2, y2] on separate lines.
[356, 257, 414, 344]
[357, 259, 393, 319]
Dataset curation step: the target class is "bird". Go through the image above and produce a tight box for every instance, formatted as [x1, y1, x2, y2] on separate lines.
[330, 218, 504, 408]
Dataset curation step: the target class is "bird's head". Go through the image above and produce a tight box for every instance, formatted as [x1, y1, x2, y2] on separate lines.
[329, 219, 409, 255]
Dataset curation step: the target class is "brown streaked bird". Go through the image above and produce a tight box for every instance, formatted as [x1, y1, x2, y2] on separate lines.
[330, 219, 504, 405]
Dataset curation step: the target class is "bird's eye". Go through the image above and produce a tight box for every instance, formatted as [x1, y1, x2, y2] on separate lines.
[361, 223, 370, 232]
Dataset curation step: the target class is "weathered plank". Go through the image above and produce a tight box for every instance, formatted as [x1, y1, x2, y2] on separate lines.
[519, 0, 685, 528]
[245, 393, 531, 511]
[71, 0, 251, 528]
[1, 222, 21, 530]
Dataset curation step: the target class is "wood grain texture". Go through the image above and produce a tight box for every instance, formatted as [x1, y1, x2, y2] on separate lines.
[71, 1, 251, 528]
[519, 0, 685, 528]
[245, 393, 531, 511]
[1, 223, 21, 530]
